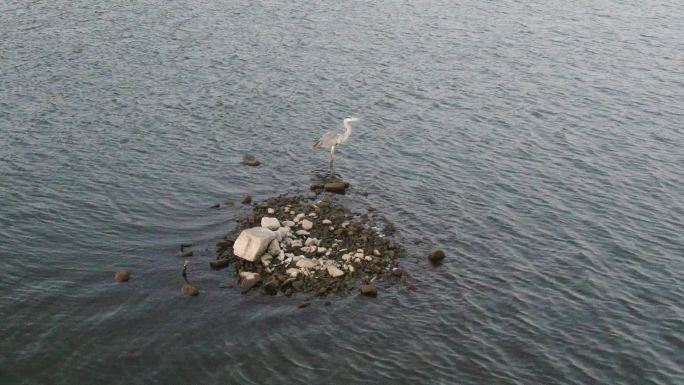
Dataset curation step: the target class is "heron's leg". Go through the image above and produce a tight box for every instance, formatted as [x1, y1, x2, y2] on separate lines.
[329, 146, 336, 175]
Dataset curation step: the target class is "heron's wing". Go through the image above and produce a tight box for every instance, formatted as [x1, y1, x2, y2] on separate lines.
[313, 131, 341, 149]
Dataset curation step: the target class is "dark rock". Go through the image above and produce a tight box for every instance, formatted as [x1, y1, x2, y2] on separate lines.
[391, 267, 403, 277]
[177, 250, 193, 258]
[360, 284, 377, 297]
[241, 194, 252, 204]
[114, 270, 130, 282]
[284, 288, 293, 297]
[428, 248, 446, 263]
[324, 180, 347, 194]
[292, 280, 305, 291]
[242, 154, 261, 166]
[182, 284, 199, 296]
[264, 276, 279, 295]
[298, 301, 310, 309]
[209, 258, 231, 270]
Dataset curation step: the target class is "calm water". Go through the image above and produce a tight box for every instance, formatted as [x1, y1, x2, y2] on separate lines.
[1, 0, 683, 383]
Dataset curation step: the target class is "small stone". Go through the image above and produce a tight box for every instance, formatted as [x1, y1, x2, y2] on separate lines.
[296, 258, 316, 269]
[305, 237, 315, 246]
[241, 194, 252, 204]
[317, 247, 327, 254]
[291, 239, 302, 248]
[322, 219, 332, 225]
[242, 153, 260, 166]
[277, 226, 290, 239]
[261, 217, 280, 230]
[267, 208, 275, 214]
[327, 265, 345, 278]
[298, 301, 310, 309]
[301, 219, 313, 230]
[373, 249, 381, 256]
[286, 268, 300, 277]
[283, 220, 295, 227]
[360, 284, 377, 297]
[341, 254, 351, 261]
[324, 180, 347, 194]
[114, 270, 130, 282]
[239, 272, 261, 293]
[391, 267, 403, 277]
[428, 248, 446, 263]
[364, 255, 373, 261]
[295, 230, 310, 236]
[182, 284, 199, 296]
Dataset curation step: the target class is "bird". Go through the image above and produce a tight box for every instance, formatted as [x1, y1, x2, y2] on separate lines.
[313, 116, 360, 175]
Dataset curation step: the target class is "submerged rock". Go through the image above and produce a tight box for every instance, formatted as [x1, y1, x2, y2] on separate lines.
[182, 284, 199, 296]
[233, 227, 277, 261]
[428, 248, 446, 263]
[360, 284, 377, 297]
[114, 270, 130, 282]
[242, 154, 261, 166]
[241, 194, 253, 204]
[324, 180, 348, 194]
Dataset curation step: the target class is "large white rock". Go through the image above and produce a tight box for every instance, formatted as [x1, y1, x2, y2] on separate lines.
[233, 227, 277, 261]
[301, 219, 313, 230]
[261, 217, 281, 230]
[327, 265, 345, 278]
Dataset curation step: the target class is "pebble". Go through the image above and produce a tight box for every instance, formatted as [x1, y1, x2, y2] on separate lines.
[296, 258, 316, 269]
[239, 272, 261, 293]
[283, 220, 296, 227]
[291, 239, 303, 248]
[322, 219, 332, 225]
[267, 208, 275, 214]
[327, 265, 345, 278]
[242, 154, 260, 166]
[364, 255, 373, 261]
[317, 247, 327, 254]
[261, 217, 281, 231]
[295, 230, 310, 236]
[241, 194, 252, 204]
[268, 239, 281, 256]
[301, 219, 313, 230]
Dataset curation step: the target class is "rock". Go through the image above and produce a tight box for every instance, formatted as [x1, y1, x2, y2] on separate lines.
[295, 230, 310, 236]
[277, 226, 290, 239]
[322, 219, 332, 225]
[373, 249, 381, 256]
[341, 254, 351, 261]
[291, 239, 303, 248]
[364, 255, 373, 261]
[209, 258, 231, 270]
[182, 284, 199, 296]
[239, 272, 261, 293]
[292, 280, 305, 291]
[267, 208, 275, 214]
[304, 237, 315, 246]
[241, 194, 252, 204]
[114, 270, 130, 282]
[268, 239, 281, 257]
[368, 206, 376, 212]
[242, 153, 260, 166]
[391, 267, 403, 277]
[360, 284, 377, 297]
[298, 301, 310, 308]
[296, 258, 316, 269]
[286, 268, 300, 278]
[428, 248, 446, 263]
[317, 247, 327, 254]
[264, 276, 279, 295]
[176, 250, 193, 258]
[233, 227, 277, 261]
[301, 219, 313, 230]
[324, 180, 348, 194]
[261, 217, 280, 230]
[283, 220, 295, 227]
[327, 265, 345, 278]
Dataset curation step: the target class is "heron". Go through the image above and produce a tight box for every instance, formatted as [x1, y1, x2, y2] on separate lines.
[313, 116, 360, 175]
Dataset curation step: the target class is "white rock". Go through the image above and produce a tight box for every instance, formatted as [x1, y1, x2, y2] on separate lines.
[294, 213, 305, 222]
[293, 255, 302, 262]
[283, 220, 296, 227]
[373, 249, 381, 256]
[317, 247, 327, 254]
[325, 250, 331, 256]
[308, 212, 317, 218]
[296, 258, 316, 269]
[286, 268, 300, 278]
[301, 219, 313, 230]
[268, 239, 281, 256]
[261, 217, 281, 230]
[285, 253, 295, 258]
[327, 265, 345, 278]
[349, 265, 355, 272]
[305, 237, 315, 246]
[233, 227, 277, 262]
[277, 250, 285, 261]
[313, 238, 321, 246]
[341, 221, 350, 228]
[322, 219, 332, 225]
[329, 226, 335, 231]
[295, 230, 310, 236]
[291, 239, 303, 248]
[354, 257, 361, 263]
[365, 255, 373, 261]
[354, 252, 364, 259]
[357, 249, 364, 253]
[240, 271, 260, 281]
[342, 254, 351, 261]
[267, 208, 275, 214]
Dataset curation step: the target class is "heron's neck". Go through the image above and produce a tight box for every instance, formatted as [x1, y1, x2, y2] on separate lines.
[341, 120, 352, 142]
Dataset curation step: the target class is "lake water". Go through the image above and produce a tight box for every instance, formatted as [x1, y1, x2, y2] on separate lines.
[1, 0, 682, 383]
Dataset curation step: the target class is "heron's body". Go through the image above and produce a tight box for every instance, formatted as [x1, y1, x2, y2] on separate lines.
[314, 117, 359, 175]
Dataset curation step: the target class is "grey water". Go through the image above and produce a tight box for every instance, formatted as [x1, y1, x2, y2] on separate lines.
[1, 0, 683, 383]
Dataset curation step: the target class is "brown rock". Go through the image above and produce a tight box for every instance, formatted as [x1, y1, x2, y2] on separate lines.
[298, 301, 310, 309]
[241, 194, 252, 204]
[114, 270, 130, 282]
[209, 258, 231, 270]
[324, 180, 348, 194]
[360, 284, 377, 297]
[242, 154, 261, 166]
[182, 284, 199, 296]
[428, 248, 446, 263]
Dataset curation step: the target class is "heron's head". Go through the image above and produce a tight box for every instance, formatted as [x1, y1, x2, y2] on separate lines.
[344, 116, 360, 123]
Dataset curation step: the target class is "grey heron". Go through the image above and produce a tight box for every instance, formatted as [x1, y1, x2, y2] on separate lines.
[313, 116, 360, 175]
